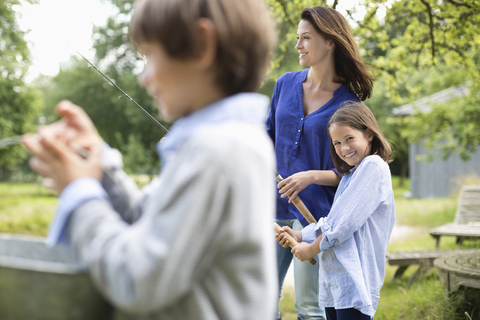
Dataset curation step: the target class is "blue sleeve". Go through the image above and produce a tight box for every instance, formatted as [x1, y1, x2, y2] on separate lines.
[265, 79, 280, 143]
[46, 177, 109, 247]
[320, 159, 386, 251]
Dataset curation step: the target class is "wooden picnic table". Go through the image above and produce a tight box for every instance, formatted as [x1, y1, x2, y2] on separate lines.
[386, 248, 478, 287]
[430, 223, 480, 248]
[434, 249, 480, 293]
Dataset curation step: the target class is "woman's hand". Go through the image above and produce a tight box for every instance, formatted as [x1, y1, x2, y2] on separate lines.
[277, 170, 341, 202]
[277, 171, 313, 202]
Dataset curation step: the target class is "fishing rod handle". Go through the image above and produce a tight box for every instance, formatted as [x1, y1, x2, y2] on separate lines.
[273, 222, 316, 265]
[275, 173, 318, 225]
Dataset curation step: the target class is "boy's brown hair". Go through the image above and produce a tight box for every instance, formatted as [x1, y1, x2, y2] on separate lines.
[301, 7, 375, 101]
[130, 0, 276, 95]
[327, 101, 393, 174]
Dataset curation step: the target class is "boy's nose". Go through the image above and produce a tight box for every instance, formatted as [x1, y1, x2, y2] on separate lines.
[137, 71, 148, 85]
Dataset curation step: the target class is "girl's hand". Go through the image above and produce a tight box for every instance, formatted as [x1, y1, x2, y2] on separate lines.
[275, 226, 302, 248]
[277, 171, 313, 202]
[291, 242, 315, 261]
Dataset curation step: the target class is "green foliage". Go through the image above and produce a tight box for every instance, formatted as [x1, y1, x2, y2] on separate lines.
[357, 0, 480, 161]
[117, 133, 159, 177]
[0, 0, 41, 179]
[358, 0, 480, 97]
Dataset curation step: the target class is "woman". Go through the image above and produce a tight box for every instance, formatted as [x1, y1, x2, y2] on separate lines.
[265, 6, 375, 320]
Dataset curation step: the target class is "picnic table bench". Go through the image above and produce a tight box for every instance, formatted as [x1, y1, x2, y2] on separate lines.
[386, 249, 478, 287]
[430, 185, 480, 248]
[434, 249, 480, 293]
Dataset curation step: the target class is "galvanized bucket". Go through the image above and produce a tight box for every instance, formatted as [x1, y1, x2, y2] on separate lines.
[0, 233, 113, 320]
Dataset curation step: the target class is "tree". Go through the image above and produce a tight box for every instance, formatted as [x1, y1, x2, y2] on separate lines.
[36, 0, 480, 176]
[355, 0, 480, 161]
[0, 0, 40, 180]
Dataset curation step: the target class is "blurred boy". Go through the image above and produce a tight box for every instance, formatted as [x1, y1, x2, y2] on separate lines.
[23, 0, 277, 318]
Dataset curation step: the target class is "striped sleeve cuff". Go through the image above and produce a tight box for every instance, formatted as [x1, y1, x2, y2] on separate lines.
[46, 177, 108, 247]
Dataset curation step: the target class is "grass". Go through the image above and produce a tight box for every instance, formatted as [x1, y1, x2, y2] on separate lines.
[0, 176, 151, 236]
[0, 182, 56, 236]
[278, 176, 480, 320]
[0, 178, 479, 319]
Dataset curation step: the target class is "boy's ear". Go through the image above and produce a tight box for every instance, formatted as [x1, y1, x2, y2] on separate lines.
[195, 18, 217, 70]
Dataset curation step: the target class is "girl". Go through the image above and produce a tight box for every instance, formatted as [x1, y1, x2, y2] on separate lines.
[277, 101, 395, 320]
[265, 6, 375, 320]
[23, 0, 278, 319]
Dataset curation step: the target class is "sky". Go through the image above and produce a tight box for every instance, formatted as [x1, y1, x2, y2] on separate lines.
[16, 0, 373, 83]
[16, 0, 116, 82]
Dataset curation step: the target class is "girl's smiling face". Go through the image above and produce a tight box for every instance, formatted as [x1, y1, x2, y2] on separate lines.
[329, 123, 374, 168]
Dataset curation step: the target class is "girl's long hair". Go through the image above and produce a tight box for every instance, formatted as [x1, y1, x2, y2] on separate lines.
[327, 101, 392, 174]
[301, 7, 375, 101]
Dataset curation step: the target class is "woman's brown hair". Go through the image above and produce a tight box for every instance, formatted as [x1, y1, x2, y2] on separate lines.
[130, 0, 276, 95]
[327, 101, 392, 174]
[301, 7, 375, 101]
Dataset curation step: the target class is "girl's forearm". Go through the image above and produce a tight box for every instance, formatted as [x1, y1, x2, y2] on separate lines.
[311, 233, 322, 256]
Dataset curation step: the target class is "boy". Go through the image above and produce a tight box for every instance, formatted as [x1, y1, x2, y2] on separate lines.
[23, 0, 277, 318]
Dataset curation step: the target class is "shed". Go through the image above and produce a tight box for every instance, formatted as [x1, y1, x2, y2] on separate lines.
[393, 82, 480, 198]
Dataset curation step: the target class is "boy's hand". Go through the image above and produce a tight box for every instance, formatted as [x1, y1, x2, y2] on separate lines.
[22, 100, 103, 194]
[54, 100, 103, 151]
[23, 130, 103, 194]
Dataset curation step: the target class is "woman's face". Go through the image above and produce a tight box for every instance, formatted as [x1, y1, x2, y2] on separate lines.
[295, 19, 332, 67]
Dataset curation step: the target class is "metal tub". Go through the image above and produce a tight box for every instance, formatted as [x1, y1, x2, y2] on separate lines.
[0, 233, 113, 320]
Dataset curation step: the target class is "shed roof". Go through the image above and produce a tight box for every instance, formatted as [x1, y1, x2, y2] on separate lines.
[392, 81, 471, 116]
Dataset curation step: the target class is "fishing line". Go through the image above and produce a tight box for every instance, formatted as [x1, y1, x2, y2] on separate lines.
[65, 42, 170, 134]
